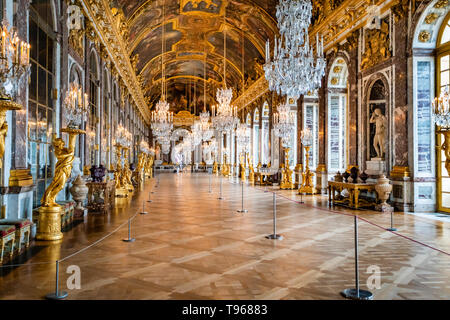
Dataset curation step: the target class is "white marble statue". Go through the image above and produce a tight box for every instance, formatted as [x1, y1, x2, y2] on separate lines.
[370, 108, 387, 159]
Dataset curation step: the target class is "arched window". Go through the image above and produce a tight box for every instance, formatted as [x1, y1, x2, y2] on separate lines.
[303, 93, 319, 170]
[101, 69, 110, 167]
[327, 58, 348, 173]
[437, 13, 450, 212]
[253, 108, 260, 166]
[261, 103, 270, 165]
[28, 1, 56, 208]
[89, 52, 99, 166]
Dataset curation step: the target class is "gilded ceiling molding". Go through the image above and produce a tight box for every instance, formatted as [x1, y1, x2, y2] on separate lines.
[233, 76, 269, 112]
[80, 0, 150, 124]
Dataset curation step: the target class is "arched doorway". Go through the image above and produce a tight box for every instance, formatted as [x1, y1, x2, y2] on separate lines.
[437, 12, 450, 211]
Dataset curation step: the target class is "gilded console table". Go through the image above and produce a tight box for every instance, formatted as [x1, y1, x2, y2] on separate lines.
[328, 181, 377, 209]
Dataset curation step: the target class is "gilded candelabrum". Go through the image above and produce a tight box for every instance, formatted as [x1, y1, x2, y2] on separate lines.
[134, 152, 145, 186]
[239, 153, 246, 182]
[299, 145, 317, 194]
[122, 148, 134, 192]
[37, 128, 84, 241]
[280, 148, 295, 190]
[212, 160, 218, 174]
[144, 154, 154, 178]
[114, 144, 129, 198]
[0, 97, 22, 169]
[222, 154, 230, 177]
[247, 155, 255, 184]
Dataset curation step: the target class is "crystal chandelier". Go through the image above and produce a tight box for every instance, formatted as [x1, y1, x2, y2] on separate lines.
[211, 4, 239, 134]
[116, 125, 132, 148]
[264, 0, 326, 99]
[63, 82, 89, 129]
[273, 103, 295, 147]
[211, 87, 239, 133]
[0, 19, 30, 101]
[199, 109, 214, 141]
[150, 0, 173, 141]
[236, 122, 250, 152]
[433, 85, 450, 128]
[151, 99, 173, 137]
[140, 139, 150, 154]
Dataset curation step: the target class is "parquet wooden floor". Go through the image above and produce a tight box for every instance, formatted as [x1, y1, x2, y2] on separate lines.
[1, 172, 450, 300]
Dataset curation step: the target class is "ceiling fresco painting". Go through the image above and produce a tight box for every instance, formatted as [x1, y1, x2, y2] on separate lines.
[109, 0, 278, 114]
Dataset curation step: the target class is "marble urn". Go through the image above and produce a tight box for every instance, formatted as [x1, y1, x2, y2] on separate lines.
[70, 175, 89, 210]
[375, 174, 393, 212]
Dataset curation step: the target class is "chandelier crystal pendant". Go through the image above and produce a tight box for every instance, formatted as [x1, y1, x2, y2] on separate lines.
[264, 0, 326, 99]
[273, 102, 296, 148]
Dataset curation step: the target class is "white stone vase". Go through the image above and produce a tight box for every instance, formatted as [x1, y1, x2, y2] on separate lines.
[70, 175, 89, 210]
[375, 174, 392, 206]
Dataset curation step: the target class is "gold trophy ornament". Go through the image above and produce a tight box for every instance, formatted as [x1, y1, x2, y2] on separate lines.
[37, 82, 87, 241]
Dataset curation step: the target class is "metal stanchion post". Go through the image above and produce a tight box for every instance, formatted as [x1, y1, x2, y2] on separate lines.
[237, 180, 248, 213]
[386, 211, 397, 231]
[299, 191, 304, 204]
[341, 215, 373, 300]
[218, 175, 224, 200]
[140, 200, 148, 215]
[266, 192, 283, 240]
[147, 191, 152, 202]
[46, 260, 68, 300]
[122, 218, 136, 242]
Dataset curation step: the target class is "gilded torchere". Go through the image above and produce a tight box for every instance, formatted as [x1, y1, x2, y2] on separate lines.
[299, 145, 317, 195]
[145, 154, 154, 178]
[280, 148, 295, 190]
[239, 153, 246, 182]
[247, 155, 255, 184]
[123, 148, 134, 192]
[114, 144, 128, 198]
[37, 128, 84, 241]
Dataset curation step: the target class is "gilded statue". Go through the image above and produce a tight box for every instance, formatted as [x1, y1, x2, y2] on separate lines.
[361, 21, 391, 70]
[114, 146, 123, 189]
[370, 108, 387, 159]
[0, 120, 7, 169]
[280, 149, 294, 189]
[123, 153, 134, 192]
[41, 130, 80, 207]
[441, 131, 450, 176]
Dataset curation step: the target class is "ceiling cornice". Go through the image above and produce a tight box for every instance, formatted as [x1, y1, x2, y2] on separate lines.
[81, 0, 150, 124]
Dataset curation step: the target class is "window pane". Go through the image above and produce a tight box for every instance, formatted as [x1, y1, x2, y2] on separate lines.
[29, 20, 38, 61]
[38, 67, 47, 105]
[47, 73, 53, 109]
[28, 102, 37, 141]
[37, 143, 46, 179]
[29, 62, 37, 101]
[28, 141, 37, 181]
[441, 25, 450, 45]
[441, 55, 449, 71]
[37, 106, 47, 142]
[47, 109, 53, 142]
[38, 26, 47, 68]
[47, 37, 53, 73]
[441, 70, 449, 87]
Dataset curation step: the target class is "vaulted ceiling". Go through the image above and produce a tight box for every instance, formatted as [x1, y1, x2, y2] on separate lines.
[110, 0, 278, 114]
